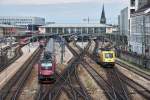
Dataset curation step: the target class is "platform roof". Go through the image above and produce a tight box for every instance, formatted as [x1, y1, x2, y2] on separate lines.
[40, 23, 112, 28]
[0, 24, 23, 28]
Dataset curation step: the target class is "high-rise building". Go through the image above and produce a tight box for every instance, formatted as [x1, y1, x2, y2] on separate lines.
[120, 7, 129, 36]
[129, 0, 136, 15]
[129, 0, 150, 14]
[129, 0, 150, 33]
[118, 0, 150, 55]
[129, 0, 150, 55]
[136, 0, 150, 9]
[100, 4, 106, 24]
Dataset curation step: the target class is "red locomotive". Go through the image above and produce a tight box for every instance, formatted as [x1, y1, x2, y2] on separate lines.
[38, 38, 56, 83]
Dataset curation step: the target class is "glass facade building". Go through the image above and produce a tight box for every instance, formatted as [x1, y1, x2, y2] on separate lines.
[130, 13, 150, 55]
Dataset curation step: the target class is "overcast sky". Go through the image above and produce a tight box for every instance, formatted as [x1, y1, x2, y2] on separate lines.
[0, 0, 128, 5]
[0, 0, 128, 24]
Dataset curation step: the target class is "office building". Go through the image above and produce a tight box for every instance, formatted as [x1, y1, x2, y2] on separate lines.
[130, 3, 150, 55]
[0, 16, 45, 31]
[120, 7, 129, 36]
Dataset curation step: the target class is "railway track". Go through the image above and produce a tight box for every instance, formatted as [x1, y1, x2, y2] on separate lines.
[36, 41, 92, 100]
[1, 43, 18, 51]
[115, 67, 150, 99]
[38, 57, 80, 100]
[104, 68, 130, 100]
[116, 60, 150, 81]
[81, 60, 129, 100]
[35, 42, 79, 100]
[0, 46, 23, 72]
[67, 41, 92, 100]
[74, 66, 92, 100]
[48, 67, 78, 100]
[75, 39, 131, 100]
[94, 39, 150, 99]
[0, 47, 41, 100]
[61, 86, 75, 99]
[36, 84, 53, 100]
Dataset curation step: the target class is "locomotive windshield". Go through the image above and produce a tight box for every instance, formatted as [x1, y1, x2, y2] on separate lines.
[105, 53, 113, 58]
[43, 52, 52, 60]
[41, 60, 52, 69]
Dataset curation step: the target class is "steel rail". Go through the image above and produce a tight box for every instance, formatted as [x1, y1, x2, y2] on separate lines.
[0, 48, 41, 100]
[74, 66, 92, 100]
[38, 40, 92, 100]
[116, 68, 150, 99]
[81, 61, 117, 100]
[49, 41, 91, 100]
[116, 60, 150, 81]
[113, 68, 130, 100]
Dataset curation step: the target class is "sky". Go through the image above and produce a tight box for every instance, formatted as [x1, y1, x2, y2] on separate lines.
[0, 0, 128, 24]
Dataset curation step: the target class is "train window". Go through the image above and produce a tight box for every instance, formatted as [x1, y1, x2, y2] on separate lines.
[41, 60, 52, 69]
[105, 53, 113, 58]
[41, 63, 52, 69]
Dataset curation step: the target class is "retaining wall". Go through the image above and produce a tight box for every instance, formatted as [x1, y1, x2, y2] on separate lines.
[117, 51, 150, 69]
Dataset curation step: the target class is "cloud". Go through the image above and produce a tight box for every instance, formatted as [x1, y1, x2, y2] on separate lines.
[1, 0, 91, 5]
[0, 0, 128, 5]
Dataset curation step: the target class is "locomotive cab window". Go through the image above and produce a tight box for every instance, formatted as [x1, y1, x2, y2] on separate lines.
[41, 60, 52, 69]
[105, 53, 113, 58]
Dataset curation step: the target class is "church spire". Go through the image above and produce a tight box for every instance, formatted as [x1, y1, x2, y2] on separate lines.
[100, 4, 106, 24]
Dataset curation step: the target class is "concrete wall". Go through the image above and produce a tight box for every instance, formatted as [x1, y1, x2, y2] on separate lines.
[117, 51, 150, 69]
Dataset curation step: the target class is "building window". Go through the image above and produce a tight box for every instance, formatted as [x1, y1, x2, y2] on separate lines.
[130, 9, 135, 14]
[130, 0, 135, 7]
[58, 28, 63, 33]
[82, 28, 87, 34]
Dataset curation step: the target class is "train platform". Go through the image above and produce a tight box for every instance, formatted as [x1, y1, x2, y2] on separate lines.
[7, 45, 19, 59]
[1, 42, 18, 50]
[116, 58, 150, 75]
[0, 42, 39, 90]
[55, 42, 73, 65]
[55, 42, 73, 73]
[76, 42, 88, 49]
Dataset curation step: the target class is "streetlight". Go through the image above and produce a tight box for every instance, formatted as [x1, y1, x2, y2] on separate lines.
[60, 36, 65, 64]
